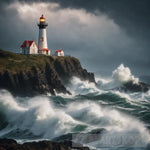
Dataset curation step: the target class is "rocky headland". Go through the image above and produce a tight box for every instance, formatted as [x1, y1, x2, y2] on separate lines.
[0, 49, 95, 96]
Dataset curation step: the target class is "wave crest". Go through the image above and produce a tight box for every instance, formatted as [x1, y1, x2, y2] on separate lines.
[112, 64, 139, 84]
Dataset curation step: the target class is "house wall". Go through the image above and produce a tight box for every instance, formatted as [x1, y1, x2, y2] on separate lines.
[55, 51, 64, 56]
[22, 47, 29, 54]
[60, 51, 64, 56]
[22, 42, 38, 54]
[22, 48, 25, 54]
[30, 42, 38, 54]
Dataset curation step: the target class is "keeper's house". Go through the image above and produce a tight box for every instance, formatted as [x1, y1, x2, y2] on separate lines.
[21, 40, 38, 54]
[54, 49, 64, 56]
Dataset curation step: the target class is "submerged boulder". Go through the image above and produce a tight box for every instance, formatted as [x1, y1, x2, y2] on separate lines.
[121, 81, 150, 92]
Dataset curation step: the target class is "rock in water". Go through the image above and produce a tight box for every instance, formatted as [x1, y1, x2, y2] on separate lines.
[122, 81, 150, 92]
[0, 138, 90, 150]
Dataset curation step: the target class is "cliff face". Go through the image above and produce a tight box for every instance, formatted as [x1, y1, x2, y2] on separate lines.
[54, 57, 95, 84]
[0, 49, 95, 96]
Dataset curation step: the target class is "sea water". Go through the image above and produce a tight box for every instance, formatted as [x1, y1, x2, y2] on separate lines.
[0, 64, 150, 150]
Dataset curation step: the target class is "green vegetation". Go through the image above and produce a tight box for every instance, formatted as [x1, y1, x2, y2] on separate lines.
[0, 49, 78, 73]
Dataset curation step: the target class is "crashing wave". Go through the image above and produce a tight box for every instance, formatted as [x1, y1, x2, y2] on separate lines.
[96, 64, 150, 92]
[112, 64, 139, 85]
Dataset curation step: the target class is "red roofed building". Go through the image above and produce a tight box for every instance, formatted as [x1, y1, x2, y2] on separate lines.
[54, 49, 64, 56]
[21, 40, 38, 54]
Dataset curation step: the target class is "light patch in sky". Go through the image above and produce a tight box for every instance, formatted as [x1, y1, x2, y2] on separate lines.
[7, 1, 120, 37]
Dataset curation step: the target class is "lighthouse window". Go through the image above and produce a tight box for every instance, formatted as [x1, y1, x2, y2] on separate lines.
[40, 37, 44, 41]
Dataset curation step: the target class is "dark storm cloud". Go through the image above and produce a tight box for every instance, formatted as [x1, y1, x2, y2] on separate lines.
[1, 0, 150, 39]
[0, 0, 150, 75]
[49, 0, 150, 40]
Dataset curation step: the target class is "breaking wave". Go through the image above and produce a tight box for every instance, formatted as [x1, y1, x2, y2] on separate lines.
[96, 64, 140, 90]
[112, 64, 139, 84]
[0, 64, 150, 149]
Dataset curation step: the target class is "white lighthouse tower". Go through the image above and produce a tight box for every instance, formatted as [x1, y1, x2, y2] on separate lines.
[38, 14, 50, 55]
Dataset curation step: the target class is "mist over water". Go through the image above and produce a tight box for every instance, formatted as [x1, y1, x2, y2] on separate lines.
[0, 64, 150, 149]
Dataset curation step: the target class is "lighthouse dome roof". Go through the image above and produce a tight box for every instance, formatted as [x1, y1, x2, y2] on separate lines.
[40, 14, 45, 19]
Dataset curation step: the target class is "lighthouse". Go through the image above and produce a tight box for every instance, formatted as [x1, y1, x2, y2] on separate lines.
[38, 14, 50, 55]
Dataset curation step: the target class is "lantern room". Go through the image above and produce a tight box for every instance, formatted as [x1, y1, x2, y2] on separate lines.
[40, 14, 46, 22]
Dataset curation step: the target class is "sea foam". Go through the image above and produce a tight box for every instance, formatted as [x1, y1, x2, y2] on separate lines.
[0, 89, 149, 148]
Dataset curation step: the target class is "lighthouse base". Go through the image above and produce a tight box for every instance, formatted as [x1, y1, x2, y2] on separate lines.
[39, 49, 50, 55]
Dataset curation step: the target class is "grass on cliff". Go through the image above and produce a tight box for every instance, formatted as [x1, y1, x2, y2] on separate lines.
[0, 49, 79, 73]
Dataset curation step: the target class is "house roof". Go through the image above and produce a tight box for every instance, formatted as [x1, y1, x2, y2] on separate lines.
[56, 49, 63, 53]
[21, 40, 36, 48]
[41, 48, 50, 51]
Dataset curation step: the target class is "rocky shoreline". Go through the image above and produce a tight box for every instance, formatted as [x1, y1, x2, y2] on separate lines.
[0, 139, 90, 150]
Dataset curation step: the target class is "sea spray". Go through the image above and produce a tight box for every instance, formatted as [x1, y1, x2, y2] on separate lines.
[67, 76, 101, 95]
[96, 64, 140, 90]
[112, 64, 139, 84]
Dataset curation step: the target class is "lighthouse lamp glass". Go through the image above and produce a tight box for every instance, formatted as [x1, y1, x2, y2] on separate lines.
[40, 19, 45, 22]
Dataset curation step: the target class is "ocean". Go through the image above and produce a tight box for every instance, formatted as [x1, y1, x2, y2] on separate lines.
[0, 64, 150, 150]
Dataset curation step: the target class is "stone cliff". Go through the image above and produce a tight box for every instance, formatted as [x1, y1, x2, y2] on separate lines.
[0, 49, 95, 96]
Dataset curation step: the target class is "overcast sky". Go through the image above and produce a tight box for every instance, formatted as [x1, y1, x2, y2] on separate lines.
[0, 0, 150, 76]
